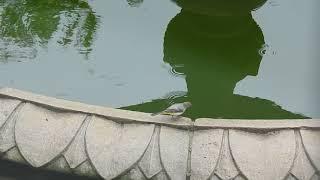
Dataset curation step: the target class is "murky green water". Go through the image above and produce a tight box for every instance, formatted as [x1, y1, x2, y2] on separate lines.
[0, 0, 319, 119]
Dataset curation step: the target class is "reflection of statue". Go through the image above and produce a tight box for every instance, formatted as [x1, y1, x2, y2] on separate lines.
[0, 0, 98, 61]
[122, 0, 307, 119]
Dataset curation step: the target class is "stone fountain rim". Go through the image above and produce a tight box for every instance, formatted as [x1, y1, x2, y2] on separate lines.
[0, 87, 319, 130]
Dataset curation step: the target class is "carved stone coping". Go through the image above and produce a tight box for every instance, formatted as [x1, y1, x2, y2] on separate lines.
[0, 88, 193, 129]
[0, 87, 319, 130]
[0, 87, 319, 180]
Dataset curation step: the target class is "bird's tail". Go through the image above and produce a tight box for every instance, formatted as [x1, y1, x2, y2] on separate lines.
[151, 112, 161, 116]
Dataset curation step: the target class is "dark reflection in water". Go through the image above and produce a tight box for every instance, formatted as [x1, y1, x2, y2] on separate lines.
[0, 160, 96, 180]
[122, 0, 307, 119]
[0, 0, 99, 62]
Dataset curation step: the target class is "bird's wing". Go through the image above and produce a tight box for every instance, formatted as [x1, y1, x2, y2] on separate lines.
[160, 105, 185, 115]
[151, 103, 185, 116]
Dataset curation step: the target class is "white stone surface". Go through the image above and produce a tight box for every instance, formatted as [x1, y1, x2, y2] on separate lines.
[150, 171, 168, 180]
[15, 103, 86, 167]
[139, 126, 162, 178]
[160, 126, 189, 180]
[300, 129, 320, 171]
[0, 98, 20, 128]
[215, 131, 239, 180]
[63, 116, 91, 168]
[233, 174, 246, 180]
[190, 129, 224, 180]
[310, 173, 320, 180]
[0, 108, 19, 153]
[118, 166, 146, 180]
[286, 174, 297, 180]
[229, 129, 296, 180]
[195, 118, 320, 129]
[210, 175, 221, 180]
[86, 116, 154, 179]
[291, 131, 315, 180]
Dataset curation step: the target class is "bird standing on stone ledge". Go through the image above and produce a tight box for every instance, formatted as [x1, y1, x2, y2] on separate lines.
[151, 102, 192, 118]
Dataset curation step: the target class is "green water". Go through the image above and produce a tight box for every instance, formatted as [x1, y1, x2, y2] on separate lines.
[0, 0, 319, 119]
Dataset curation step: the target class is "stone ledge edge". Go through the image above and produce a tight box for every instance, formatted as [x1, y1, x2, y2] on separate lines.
[0, 87, 319, 129]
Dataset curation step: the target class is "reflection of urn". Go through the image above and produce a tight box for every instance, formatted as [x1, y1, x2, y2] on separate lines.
[171, 0, 267, 16]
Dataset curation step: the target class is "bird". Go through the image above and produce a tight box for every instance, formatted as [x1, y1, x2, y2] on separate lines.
[151, 102, 192, 118]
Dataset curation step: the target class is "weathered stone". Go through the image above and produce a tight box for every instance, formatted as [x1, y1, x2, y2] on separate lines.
[195, 118, 320, 130]
[210, 174, 221, 180]
[2, 147, 27, 164]
[286, 174, 298, 180]
[233, 174, 246, 180]
[86, 116, 154, 180]
[0, 88, 193, 128]
[215, 130, 239, 180]
[291, 131, 315, 180]
[0, 108, 19, 153]
[0, 98, 20, 128]
[300, 129, 320, 171]
[64, 116, 91, 168]
[190, 129, 224, 180]
[117, 166, 146, 180]
[160, 126, 189, 180]
[229, 129, 295, 180]
[310, 173, 320, 180]
[0, 88, 318, 180]
[15, 103, 86, 167]
[45, 156, 72, 173]
[73, 160, 98, 178]
[139, 126, 162, 178]
[150, 171, 168, 180]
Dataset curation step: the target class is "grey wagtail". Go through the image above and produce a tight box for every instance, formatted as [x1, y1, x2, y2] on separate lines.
[151, 102, 192, 117]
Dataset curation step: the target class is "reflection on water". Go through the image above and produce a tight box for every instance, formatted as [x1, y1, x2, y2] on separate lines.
[0, 0, 99, 62]
[0, 0, 317, 119]
[122, 0, 307, 119]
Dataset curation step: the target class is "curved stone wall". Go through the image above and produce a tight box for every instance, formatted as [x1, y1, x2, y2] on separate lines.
[0, 87, 319, 180]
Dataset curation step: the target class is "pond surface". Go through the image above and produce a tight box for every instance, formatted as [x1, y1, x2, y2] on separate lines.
[0, 0, 319, 119]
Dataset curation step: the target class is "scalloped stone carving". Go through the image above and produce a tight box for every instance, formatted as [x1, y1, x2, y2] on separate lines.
[117, 166, 146, 180]
[151, 171, 168, 180]
[86, 116, 154, 180]
[0, 98, 20, 128]
[233, 174, 246, 180]
[15, 103, 86, 167]
[139, 126, 162, 178]
[191, 129, 224, 180]
[210, 174, 221, 180]
[0, 105, 21, 153]
[291, 131, 315, 180]
[286, 174, 298, 180]
[63, 116, 91, 168]
[300, 129, 320, 171]
[160, 126, 189, 180]
[215, 130, 239, 180]
[229, 129, 295, 180]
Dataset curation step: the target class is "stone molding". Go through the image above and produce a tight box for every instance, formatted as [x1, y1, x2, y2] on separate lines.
[0, 87, 319, 180]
